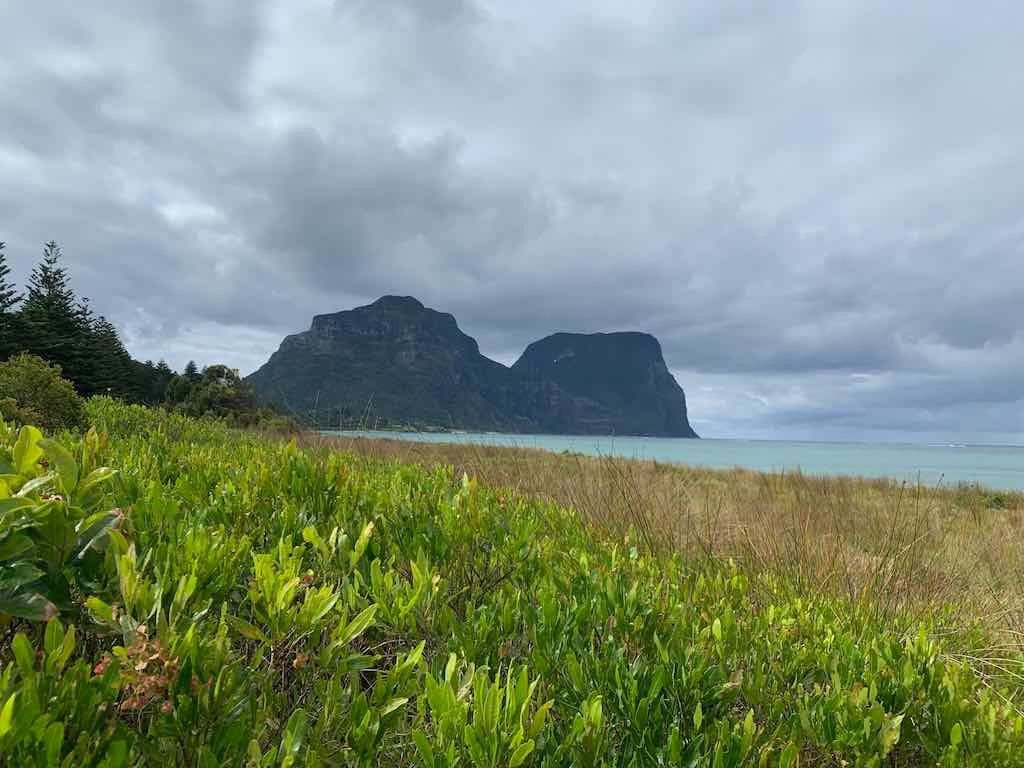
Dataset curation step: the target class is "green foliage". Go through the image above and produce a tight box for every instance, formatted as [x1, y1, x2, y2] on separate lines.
[84, 314, 137, 400]
[166, 363, 296, 430]
[0, 416, 121, 622]
[0, 618, 129, 766]
[167, 364, 257, 420]
[0, 241, 295, 425]
[415, 662, 552, 768]
[0, 242, 18, 314]
[0, 240, 180, 404]
[0, 242, 23, 360]
[0, 354, 86, 431]
[2, 400, 1023, 765]
[17, 241, 90, 388]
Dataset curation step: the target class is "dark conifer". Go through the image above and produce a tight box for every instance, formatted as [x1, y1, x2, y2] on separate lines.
[0, 242, 23, 359]
[74, 295, 102, 395]
[90, 316, 136, 398]
[19, 242, 86, 385]
[0, 243, 19, 314]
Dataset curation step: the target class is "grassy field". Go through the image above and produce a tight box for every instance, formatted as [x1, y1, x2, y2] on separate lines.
[319, 434, 1024, 633]
[2, 402, 1024, 765]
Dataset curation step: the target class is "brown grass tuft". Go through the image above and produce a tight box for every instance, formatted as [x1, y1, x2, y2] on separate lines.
[305, 432, 1024, 641]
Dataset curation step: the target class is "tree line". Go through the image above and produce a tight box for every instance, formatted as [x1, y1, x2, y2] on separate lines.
[0, 240, 180, 403]
[0, 240, 285, 427]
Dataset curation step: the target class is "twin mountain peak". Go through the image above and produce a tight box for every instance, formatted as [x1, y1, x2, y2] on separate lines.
[248, 295, 698, 437]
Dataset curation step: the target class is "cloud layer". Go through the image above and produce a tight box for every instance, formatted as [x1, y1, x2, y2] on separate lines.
[2, 0, 1022, 441]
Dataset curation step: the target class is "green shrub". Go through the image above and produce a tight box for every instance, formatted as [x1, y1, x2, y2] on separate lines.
[163, 363, 299, 432]
[1, 400, 1023, 765]
[0, 353, 85, 431]
[0, 619, 129, 766]
[0, 395, 41, 427]
[0, 416, 121, 621]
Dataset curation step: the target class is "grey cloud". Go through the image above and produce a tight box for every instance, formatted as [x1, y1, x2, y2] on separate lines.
[0, 0, 1022, 441]
[344, 0, 481, 25]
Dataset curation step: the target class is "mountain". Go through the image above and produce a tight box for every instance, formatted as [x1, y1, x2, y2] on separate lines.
[507, 332, 698, 437]
[248, 296, 698, 437]
[246, 296, 511, 430]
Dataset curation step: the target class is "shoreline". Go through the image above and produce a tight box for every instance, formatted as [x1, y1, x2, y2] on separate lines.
[308, 427, 1024, 639]
[319, 428, 1024, 493]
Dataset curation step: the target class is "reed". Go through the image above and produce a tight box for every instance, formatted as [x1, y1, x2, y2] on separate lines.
[313, 433, 1024, 635]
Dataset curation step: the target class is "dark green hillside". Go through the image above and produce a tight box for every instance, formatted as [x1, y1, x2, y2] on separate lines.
[509, 332, 698, 437]
[249, 296, 699, 436]
[247, 296, 512, 429]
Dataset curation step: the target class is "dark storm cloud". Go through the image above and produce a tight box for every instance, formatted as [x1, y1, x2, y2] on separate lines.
[1, 0, 1022, 441]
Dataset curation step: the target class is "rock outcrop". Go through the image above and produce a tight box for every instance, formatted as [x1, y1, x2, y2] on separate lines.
[507, 332, 697, 437]
[247, 296, 511, 430]
[248, 296, 698, 437]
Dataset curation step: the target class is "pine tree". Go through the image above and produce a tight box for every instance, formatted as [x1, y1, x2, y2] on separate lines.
[3, 240, 182, 403]
[74, 295, 102, 396]
[0, 243, 19, 314]
[154, 360, 177, 403]
[184, 360, 199, 381]
[0, 242, 23, 359]
[133, 360, 157, 404]
[133, 359, 178, 405]
[19, 242, 88, 386]
[90, 316, 136, 398]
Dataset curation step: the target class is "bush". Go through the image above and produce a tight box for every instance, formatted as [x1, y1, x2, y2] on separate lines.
[0, 395, 41, 427]
[4, 398, 1019, 765]
[0, 418, 121, 622]
[164, 363, 300, 432]
[0, 353, 85, 431]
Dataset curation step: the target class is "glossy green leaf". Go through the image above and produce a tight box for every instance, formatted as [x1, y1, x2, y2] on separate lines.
[0, 534, 35, 563]
[12, 426, 43, 475]
[39, 438, 78, 495]
[43, 721, 64, 766]
[0, 592, 58, 622]
[74, 509, 123, 560]
[779, 742, 799, 768]
[333, 603, 377, 647]
[0, 693, 16, 739]
[509, 739, 535, 768]
[15, 472, 56, 498]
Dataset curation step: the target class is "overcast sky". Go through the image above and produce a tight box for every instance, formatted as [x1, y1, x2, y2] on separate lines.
[2, 1, 1022, 443]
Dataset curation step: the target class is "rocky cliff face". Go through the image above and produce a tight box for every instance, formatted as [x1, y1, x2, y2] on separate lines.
[247, 296, 511, 430]
[248, 296, 698, 437]
[508, 332, 697, 437]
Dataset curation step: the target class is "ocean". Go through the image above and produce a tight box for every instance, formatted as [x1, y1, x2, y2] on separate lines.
[324, 431, 1024, 492]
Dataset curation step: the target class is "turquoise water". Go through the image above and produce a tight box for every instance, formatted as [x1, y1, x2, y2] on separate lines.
[325, 431, 1024, 491]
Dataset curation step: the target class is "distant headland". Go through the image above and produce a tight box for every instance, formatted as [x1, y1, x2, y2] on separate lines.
[247, 295, 698, 437]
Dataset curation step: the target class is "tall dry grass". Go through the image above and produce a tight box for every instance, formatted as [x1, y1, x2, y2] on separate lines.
[307, 433, 1024, 642]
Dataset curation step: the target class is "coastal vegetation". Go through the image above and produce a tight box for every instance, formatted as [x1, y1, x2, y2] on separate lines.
[0, 241, 175, 405]
[1, 399, 1023, 765]
[322, 435, 1024, 634]
[0, 354, 86, 432]
[1, 243, 1021, 763]
[0, 241, 289, 430]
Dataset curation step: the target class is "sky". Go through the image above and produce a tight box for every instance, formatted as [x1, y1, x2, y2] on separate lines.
[1, 0, 1022, 443]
